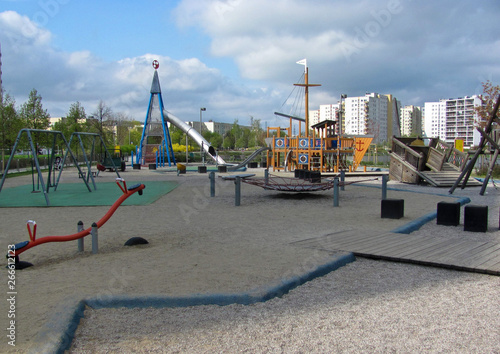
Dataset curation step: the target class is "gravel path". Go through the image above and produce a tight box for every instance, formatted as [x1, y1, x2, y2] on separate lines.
[69, 175, 500, 353]
[70, 258, 500, 353]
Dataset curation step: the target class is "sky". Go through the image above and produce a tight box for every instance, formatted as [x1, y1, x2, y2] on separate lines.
[0, 0, 499, 128]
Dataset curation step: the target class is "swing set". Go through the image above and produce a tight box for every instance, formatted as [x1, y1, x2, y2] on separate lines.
[0, 129, 119, 206]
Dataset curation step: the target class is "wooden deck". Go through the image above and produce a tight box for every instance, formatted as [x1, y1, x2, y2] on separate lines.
[292, 230, 500, 275]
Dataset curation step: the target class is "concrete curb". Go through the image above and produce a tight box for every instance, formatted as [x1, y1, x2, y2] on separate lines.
[32, 252, 356, 353]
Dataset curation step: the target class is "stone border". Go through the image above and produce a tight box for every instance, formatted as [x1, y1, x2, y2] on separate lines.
[30, 253, 356, 353]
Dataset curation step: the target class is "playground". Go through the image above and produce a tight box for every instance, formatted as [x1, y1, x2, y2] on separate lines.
[0, 61, 498, 351]
[0, 166, 498, 352]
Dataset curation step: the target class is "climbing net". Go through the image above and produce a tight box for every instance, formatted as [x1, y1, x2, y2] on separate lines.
[242, 174, 379, 192]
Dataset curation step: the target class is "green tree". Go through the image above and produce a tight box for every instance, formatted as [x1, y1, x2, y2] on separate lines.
[0, 93, 23, 169]
[222, 131, 234, 149]
[53, 102, 87, 152]
[19, 89, 50, 130]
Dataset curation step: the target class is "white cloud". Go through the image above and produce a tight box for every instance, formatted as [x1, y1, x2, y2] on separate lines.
[0, 10, 281, 124]
[173, 0, 500, 107]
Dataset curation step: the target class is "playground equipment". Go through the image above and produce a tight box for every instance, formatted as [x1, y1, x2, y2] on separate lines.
[0, 130, 121, 206]
[241, 173, 379, 192]
[6, 179, 145, 268]
[100, 146, 126, 172]
[450, 94, 500, 194]
[267, 60, 373, 173]
[0, 129, 91, 205]
[62, 132, 122, 187]
[136, 60, 226, 167]
[137, 60, 176, 167]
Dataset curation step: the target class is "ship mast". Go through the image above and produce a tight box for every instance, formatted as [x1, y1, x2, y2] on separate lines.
[294, 59, 321, 137]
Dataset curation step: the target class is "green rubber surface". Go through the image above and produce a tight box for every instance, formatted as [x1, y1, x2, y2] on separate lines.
[0, 181, 178, 207]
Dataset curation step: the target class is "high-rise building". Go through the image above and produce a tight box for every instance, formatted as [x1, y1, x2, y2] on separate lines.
[400, 105, 422, 137]
[309, 104, 339, 128]
[344, 93, 400, 143]
[423, 96, 481, 147]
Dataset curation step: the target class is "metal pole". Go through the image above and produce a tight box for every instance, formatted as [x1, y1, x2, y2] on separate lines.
[234, 176, 241, 206]
[185, 134, 189, 165]
[333, 177, 339, 207]
[382, 174, 388, 200]
[264, 168, 269, 185]
[340, 170, 345, 191]
[200, 107, 206, 164]
[91, 222, 98, 254]
[77, 221, 84, 252]
[209, 171, 215, 197]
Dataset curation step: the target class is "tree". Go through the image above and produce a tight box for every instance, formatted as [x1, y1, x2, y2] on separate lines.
[53, 102, 87, 152]
[0, 93, 23, 169]
[90, 100, 114, 145]
[19, 89, 50, 130]
[476, 80, 500, 127]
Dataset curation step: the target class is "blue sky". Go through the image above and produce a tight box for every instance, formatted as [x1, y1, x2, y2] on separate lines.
[1, 0, 499, 127]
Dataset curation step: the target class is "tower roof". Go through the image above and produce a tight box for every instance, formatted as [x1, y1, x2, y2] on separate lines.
[150, 70, 161, 94]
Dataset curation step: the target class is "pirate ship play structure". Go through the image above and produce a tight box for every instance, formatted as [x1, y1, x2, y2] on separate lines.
[266, 59, 373, 173]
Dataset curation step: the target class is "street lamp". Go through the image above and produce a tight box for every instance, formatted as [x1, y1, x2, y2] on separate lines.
[200, 107, 206, 163]
[339, 94, 347, 136]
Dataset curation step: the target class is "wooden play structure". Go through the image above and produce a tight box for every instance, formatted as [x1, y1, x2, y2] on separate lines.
[389, 136, 483, 187]
[266, 60, 373, 173]
[266, 122, 373, 173]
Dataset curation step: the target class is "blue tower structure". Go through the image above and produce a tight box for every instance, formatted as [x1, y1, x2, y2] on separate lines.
[137, 60, 176, 166]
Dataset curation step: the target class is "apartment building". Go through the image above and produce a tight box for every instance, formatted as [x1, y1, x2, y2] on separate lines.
[309, 104, 339, 129]
[400, 105, 422, 137]
[344, 93, 400, 143]
[186, 120, 248, 136]
[423, 96, 481, 147]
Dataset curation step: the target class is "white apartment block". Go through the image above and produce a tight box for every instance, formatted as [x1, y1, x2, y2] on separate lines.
[309, 109, 321, 127]
[344, 93, 396, 143]
[309, 104, 339, 129]
[185, 120, 249, 136]
[400, 105, 422, 137]
[309, 93, 400, 143]
[423, 96, 481, 147]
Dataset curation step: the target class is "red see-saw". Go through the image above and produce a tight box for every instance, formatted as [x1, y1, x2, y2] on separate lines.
[6, 178, 145, 267]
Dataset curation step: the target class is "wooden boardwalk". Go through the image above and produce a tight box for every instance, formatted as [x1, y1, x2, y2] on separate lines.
[292, 230, 500, 275]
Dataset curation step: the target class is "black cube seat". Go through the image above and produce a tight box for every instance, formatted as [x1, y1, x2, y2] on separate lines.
[464, 205, 488, 232]
[437, 201, 461, 226]
[198, 166, 207, 173]
[381, 199, 404, 219]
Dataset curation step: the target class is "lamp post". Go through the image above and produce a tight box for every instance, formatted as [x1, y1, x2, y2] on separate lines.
[339, 94, 347, 136]
[200, 107, 206, 164]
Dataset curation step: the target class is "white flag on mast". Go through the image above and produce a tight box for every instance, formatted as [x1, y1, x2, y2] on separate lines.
[296, 58, 307, 72]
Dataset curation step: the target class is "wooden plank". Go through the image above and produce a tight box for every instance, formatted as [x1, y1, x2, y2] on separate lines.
[389, 239, 453, 259]
[464, 244, 500, 268]
[439, 242, 493, 265]
[380, 237, 450, 260]
[330, 232, 398, 250]
[355, 234, 418, 255]
[291, 230, 500, 275]
[417, 240, 478, 263]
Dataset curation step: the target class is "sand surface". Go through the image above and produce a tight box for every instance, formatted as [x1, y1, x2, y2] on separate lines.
[0, 167, 498, 352]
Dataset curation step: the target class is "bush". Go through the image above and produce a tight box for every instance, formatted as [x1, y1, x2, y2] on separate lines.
[476, 164, 500, 178]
